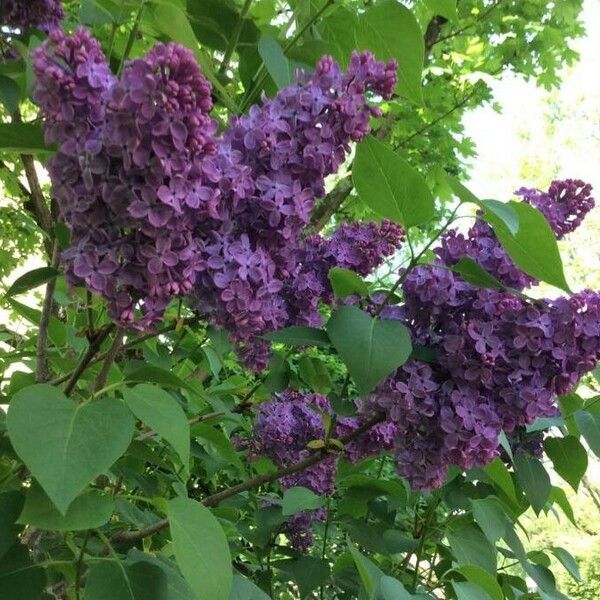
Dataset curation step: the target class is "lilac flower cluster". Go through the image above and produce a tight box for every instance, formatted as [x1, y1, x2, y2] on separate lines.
[516, 179, 595, 240]
[1, 0, 63, 32]
[365, 180, 599, 489]
[248, 390, 396, 548]
[192, 53, 398, 366]
[436, 220, 536, 291]
[286, 220, 404, 328]
[33, 28, 398, 340]
[33, 31, 216, 327]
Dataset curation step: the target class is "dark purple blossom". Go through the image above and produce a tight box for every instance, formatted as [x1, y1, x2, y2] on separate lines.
[1, 0, 63, 32]
[516, 179, 595, 239]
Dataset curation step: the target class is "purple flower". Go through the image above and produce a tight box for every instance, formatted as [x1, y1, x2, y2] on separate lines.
[2, 0, 63, 32]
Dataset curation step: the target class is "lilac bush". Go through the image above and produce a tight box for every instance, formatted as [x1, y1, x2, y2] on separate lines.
[31, 24, 600, 550]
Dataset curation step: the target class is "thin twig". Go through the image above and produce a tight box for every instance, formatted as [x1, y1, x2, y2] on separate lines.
[93, 328, 125, 393]
[63, 325, 115, 396]
[433, 0, 505, 46]
[35, 240, 59, 383]
[74, 530, 91, 600]
[109, 413, 384, 545]
[118, 0, 147, 75]
[395, 86, 481, 149]
[52, 318, 197, 386]
[240, 0, 334, 112]
[218, 0, 253, 75]
[20, 153, 54, 255]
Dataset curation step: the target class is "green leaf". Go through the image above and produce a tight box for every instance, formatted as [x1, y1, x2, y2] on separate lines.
[275, 556, 330, 599]
[458, 566, 503, 600]
[229, 574, 270, 599]
[328, 267, 369, 298]
[18, 485, 113, 531]
[168, 496, 232, 600]
[0, 492, 24, 561]
[548, 546, 582, 582]
[6, 298, 65, 347]
[0, 122, 51, 154]
[124, 384, 190, 470]
[447, 524, 497, 574]
[470, 497, 508, 544]
[327, 306, 412, 396]
[319, 8, 359, 66]
[525, 563, 568, 600]
[7, 384, 134, 514]
[281, 486, 325, 516]
[152, 3, 237, 113]
[558, 393, 583, 436]
[85, 555, 195, 600]
[258, 35, 294, 89]
[80, 0, 114, 25]
[263, 326, 331, 347]
[0, 544, 46, 600]
[0, 75, 21, 113]
[483, 201, 570, 292]
[483, 458, 518, 506]
[125, 367, 193, 392]
[193, 423, 246, 475]
[451, 581, 490, 600]
[452, 257, 504, 290]
[446, 176, 483, 210]
[263, 351, 290, 393]
[382, 530, 418, 554]
[574, 410, 600, 458]
[426, 0, 458, 21]
[543, 435, 587, 492]
[4, 267, 60, 298]
[298, 355, 332, 393]
[379, 575, 413, 600]
[549, 486, 576, 526]
[480, 199, 519, 236]
[513, 454, 551, 514]
[347, 540, 385, 599]
[353, 136, 434, 228]
[355, 1, 424, 104]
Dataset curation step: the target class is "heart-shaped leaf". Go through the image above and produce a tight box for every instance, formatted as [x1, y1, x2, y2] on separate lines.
[327, 306, 412, 396]
[7, 384, 134, 514]
[18, 484, 114, 531]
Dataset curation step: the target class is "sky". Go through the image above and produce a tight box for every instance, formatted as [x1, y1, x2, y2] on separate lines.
[462, 0, 600, 199]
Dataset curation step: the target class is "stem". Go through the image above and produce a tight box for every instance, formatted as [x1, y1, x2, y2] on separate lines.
[118, 1, 147, 75]
[240, 0, 334, 112]
[93, 329, 124, 393]
[433, 0, 505, 46]
[109, 413, 384, 546]
[373, 203, 462, 318]
[75, 531, 91, 600]
[218, 0, 253, 75]
[86, 291, 95, 337]
[35, 240, 59, 383]
[64, 324, 115, 396]
[396, 86, 481, 149]
[411, 498, 440, 592]
[52, 318, 198, 386]
[319, 496, 332, 600]
[20, 153, 54, 256]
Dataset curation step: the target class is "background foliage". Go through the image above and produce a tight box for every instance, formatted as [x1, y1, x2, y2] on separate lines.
[0, 1, 598, 599]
